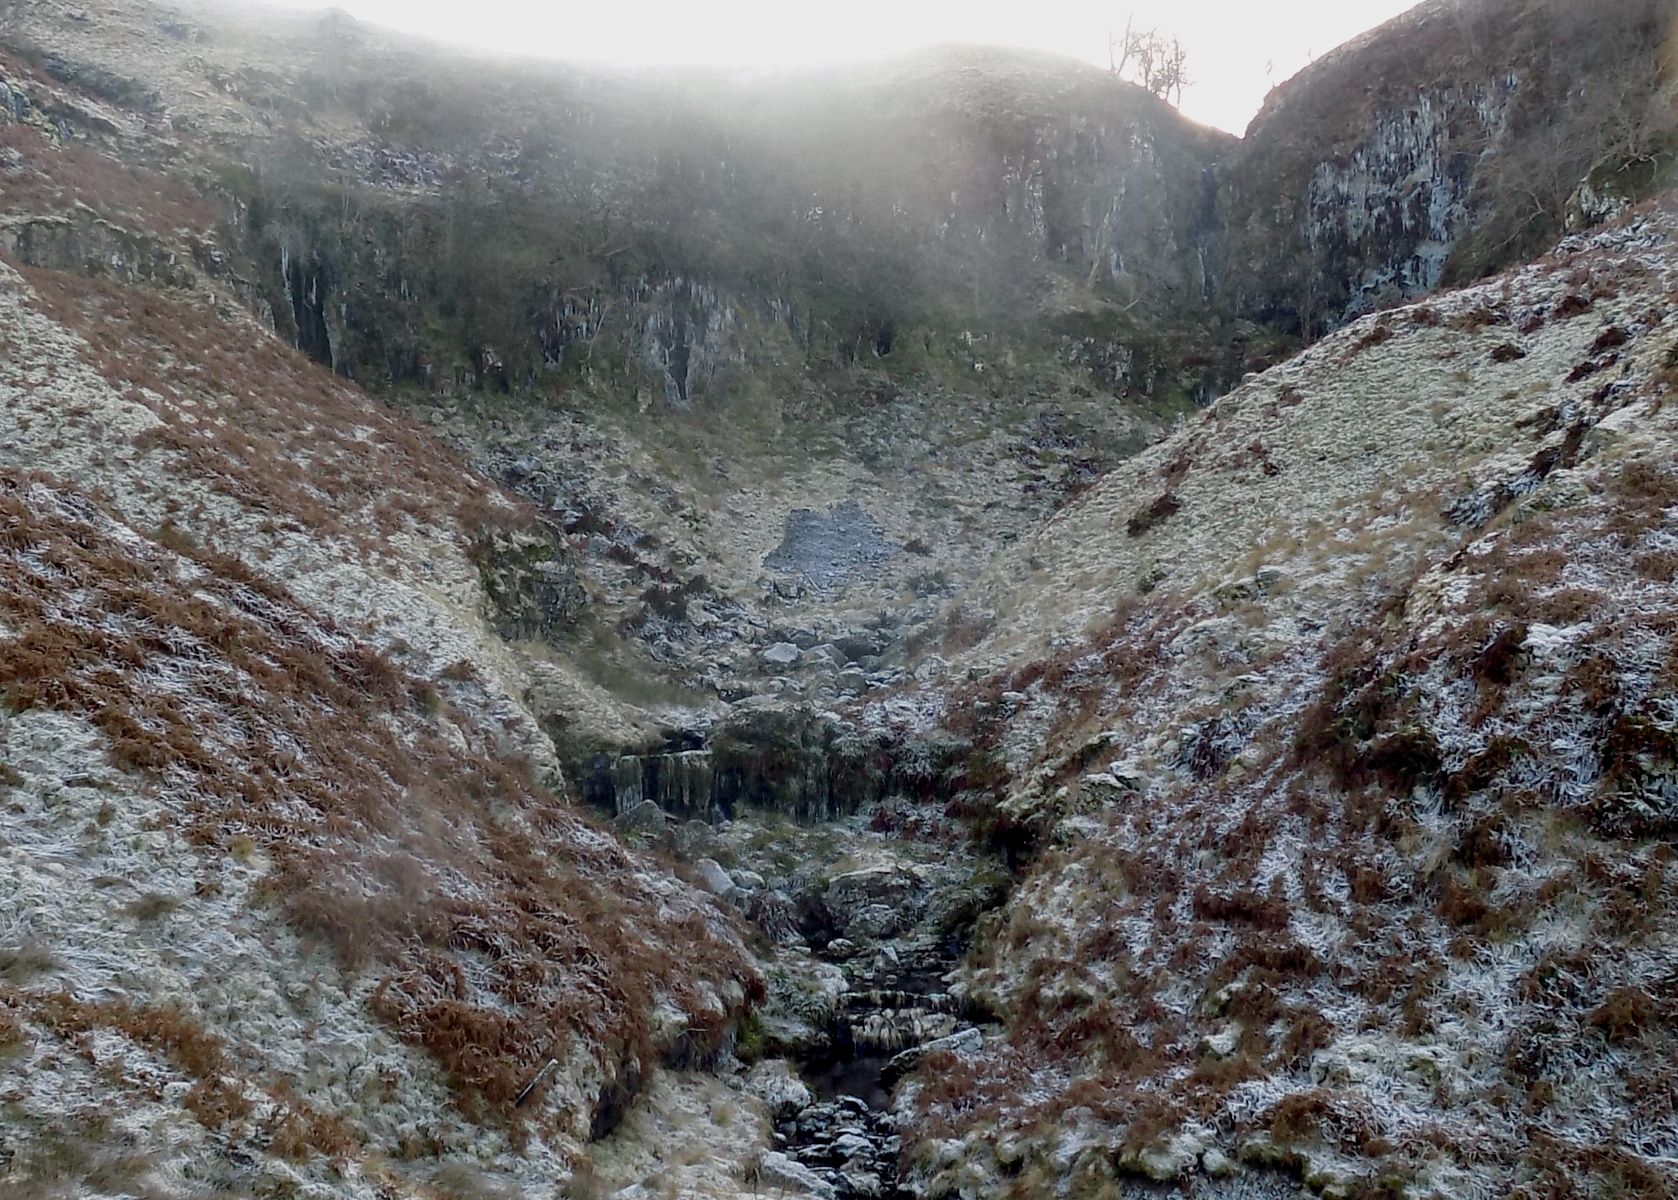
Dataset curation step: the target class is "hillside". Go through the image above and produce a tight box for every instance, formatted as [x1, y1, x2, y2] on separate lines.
[880, 199, 1678, 1200]
[0, 125, 771, 1195]
[2, 0, 1677, 1198]
[0, 0, 1665, 723]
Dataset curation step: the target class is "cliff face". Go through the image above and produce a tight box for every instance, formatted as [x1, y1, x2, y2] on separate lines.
[239, 49, 1236, 415]
[1221, 0, 1677, 335]
[3, 2, 1670, 694]
[8, 0, 1671, 386]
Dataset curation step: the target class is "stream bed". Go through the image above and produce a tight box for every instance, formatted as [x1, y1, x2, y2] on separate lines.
[770, 936, 983, 1199]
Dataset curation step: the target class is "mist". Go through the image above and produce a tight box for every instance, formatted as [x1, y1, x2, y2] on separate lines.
[254, 0, 1422, 134]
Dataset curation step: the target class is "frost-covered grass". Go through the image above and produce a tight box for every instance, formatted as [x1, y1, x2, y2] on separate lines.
[892, 202, 1678, 1200]
[0, 210, 764, 1192]
[0, 469, 762, 1174]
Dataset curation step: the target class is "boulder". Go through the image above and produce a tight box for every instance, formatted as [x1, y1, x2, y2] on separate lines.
[1201, 1147, 1238, 1177]
[839, 902, 905, 941]
[693, 858, 737, 899]
[883, 1027, 982, 1087]
[1079, 769, 1141, 808]
[730, 868, 767, 892]
[745, 888, 801, 945]
[1255, 564, 1289, 590]
[833, 631, 883, 662]
[1119, 1125, 1212, 1182]
[912, 654, 949, 682]
[610, 799, 666, 835]
[839, 1170, 885, 1198]
[836, 668, 869, 695]
[758, 959, 848, 1057]
[1200, 1024, 1241, 1060]
[824, 865, 925, 940]
[745, 1059, 812, 1122]
[671, 819, 719, 862]
[754, 1151, 835, 1200]
[761, 642, 802, 666]
[831, 1131, 874, 1162]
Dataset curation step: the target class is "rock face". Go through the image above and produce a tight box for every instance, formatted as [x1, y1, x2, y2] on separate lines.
[6, 1, 1671, 384]
[1221, 0, 1677, 334]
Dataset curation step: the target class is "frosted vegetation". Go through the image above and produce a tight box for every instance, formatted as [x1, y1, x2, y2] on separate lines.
[0, 0, 1676, 1198]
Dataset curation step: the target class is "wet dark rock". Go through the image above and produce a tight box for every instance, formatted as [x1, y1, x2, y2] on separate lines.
[610, 749, 716, 821]
[762, 838, 996, 1200]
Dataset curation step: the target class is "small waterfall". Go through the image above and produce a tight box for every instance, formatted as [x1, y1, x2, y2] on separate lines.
[612, 755, 645, 812]
[613, 750, 718, 820]
[600, 724, 891, 824]
[653, 749, 714, 818]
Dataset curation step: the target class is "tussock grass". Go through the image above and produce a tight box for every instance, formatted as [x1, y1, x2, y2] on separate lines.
[15, 262, 534, 554]
[0, 125, 216, 235]
[0, 471, 760, 1129]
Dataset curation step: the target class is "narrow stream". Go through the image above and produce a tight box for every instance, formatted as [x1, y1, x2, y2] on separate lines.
[772, 940, 979, 1199]
[591, 738, 1007, 1197]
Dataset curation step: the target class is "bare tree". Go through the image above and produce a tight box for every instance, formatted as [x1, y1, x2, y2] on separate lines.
[1108, 17, 1191, 107]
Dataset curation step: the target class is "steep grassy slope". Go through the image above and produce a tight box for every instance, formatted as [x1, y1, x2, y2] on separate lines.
[0, 93, 763, 1198]
[880, 200, 1678, 1199]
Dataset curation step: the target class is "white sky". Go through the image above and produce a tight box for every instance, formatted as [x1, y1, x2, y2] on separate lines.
[262, 1, 1422, 134]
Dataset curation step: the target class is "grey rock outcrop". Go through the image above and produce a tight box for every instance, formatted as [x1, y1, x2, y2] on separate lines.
[824, 866, 926, 942]
[1221, 0, 1676, 335]
[745, 1059, 813, 1122]
[754, 1151, 837, 1200]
